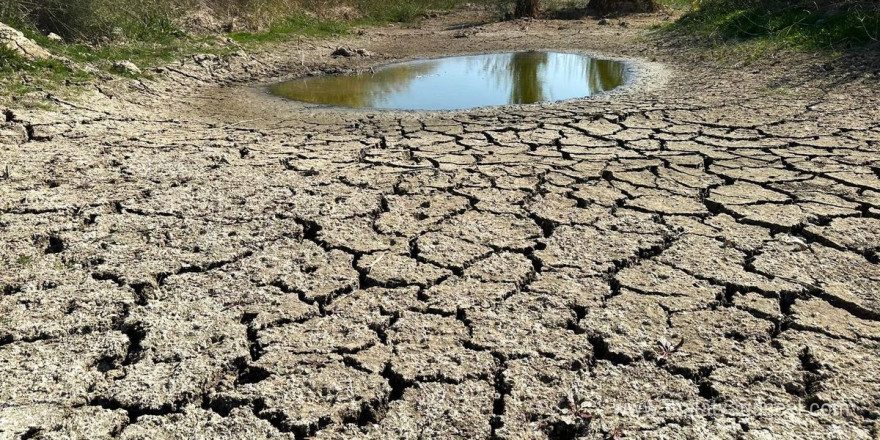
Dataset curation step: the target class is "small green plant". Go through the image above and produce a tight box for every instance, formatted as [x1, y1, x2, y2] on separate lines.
[655, 336, 685, 363]
[564, 389, 595, 424]
[606, 425, 626, 440]
[16, 255, 32, 266]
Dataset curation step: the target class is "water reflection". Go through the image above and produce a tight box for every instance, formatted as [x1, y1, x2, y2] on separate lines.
[268, 62, 437, 108]
[509, 51, 548, 104]
[269, 51, 626, 111]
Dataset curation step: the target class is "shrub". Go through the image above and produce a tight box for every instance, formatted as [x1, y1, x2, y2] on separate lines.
[672, 0, 880, 49]
[0, 0, 187, 41]
[0, 0, 478, 43]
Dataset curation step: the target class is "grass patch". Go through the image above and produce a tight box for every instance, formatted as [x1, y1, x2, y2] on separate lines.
[1, 27, 220, 105]
[51, 36, 229, 72]
[230, 0, 473, 45]
[656, 0, 695, 10]
[0, 0, 480, 107]
[1, 45, 94, 107]
[658, 0, 880, 53]
[228, 14, 352, 45]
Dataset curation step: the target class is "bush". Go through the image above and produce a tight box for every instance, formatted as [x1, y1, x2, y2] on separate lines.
[0, 0, 475, 43]
[0, 0, 189, 41]
[673, 0, 880, 49]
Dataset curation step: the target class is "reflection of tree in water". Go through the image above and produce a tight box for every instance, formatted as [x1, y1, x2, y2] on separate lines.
[587, 60, 626, 93]
[480, 52, 623, 104]
[270, 52, 626, 109]
[508, 51, 548, 104]
[474, 51, 548, 104]
[269, 62, 437, 108]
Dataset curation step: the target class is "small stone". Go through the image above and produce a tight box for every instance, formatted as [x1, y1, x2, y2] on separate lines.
[331, 46, 355, 57]
[47, 33, 63, 42]
[112, 60, 141, 75]
[83, 64, 101, 75]
[776, 234, 809, 252]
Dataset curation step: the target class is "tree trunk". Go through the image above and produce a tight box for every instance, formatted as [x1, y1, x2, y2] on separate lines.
[514, 0, 541, 18]
[589, 0, 658, 15]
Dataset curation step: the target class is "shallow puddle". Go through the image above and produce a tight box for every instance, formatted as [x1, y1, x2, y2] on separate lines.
[269, 51, 626, 111]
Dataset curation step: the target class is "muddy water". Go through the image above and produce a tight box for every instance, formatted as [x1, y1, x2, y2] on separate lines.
[269, 51, 626, 111]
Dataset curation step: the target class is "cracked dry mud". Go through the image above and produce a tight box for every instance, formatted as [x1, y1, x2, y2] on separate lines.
[2, 10, 880, 440]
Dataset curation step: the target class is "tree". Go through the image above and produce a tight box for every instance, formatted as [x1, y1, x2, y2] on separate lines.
[589, 0, 658, 15]
[514, 0, 540, 18]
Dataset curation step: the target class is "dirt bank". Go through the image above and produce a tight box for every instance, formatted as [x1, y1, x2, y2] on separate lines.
[1, 8, 879, 440]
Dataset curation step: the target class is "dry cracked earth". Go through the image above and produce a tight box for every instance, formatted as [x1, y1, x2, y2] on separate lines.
[2, 11, 880, 440]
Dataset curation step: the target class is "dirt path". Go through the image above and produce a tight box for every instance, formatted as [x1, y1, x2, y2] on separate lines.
[2, 9, 879, 440]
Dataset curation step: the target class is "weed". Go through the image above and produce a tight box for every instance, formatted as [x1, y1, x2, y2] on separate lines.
[607, 425, 626, 440]
[539, 389, 594, 437]
[16, 255, 32, 266]
[564, 389, 596, 424]
[655, 336, 685, 363]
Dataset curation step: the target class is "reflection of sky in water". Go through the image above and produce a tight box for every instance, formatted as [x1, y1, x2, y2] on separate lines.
[270, 51, 626, 111]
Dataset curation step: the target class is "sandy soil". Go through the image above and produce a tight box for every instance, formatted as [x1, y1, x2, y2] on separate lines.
[1, 8, 879, 440]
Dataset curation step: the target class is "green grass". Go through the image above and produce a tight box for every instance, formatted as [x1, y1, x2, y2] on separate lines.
[656, 0, 695, 10]
[361, 0, 468, 21]
[228, 14, 353, 45]
[1, 44, 94, 107]
[53, 36, 228, 73]
[658, 0, 880, 53]
[2, 27, 215, 105]
[229, 0, 471, 45]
